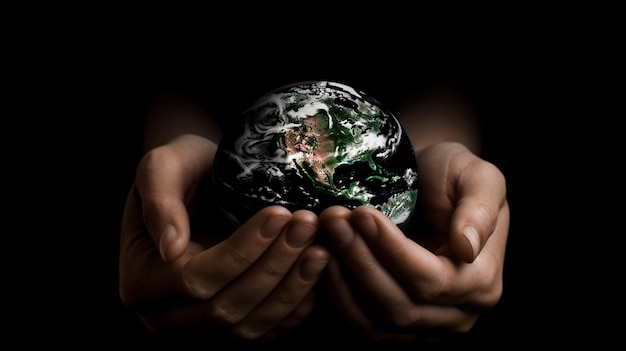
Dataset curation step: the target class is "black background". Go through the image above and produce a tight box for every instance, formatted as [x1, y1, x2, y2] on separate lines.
[17, 17, 614, 349]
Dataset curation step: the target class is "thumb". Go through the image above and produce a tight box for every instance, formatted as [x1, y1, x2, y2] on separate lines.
[136, 135, 218, 262]
[450, 161, 507, 263]
[141, 190, 191, 262]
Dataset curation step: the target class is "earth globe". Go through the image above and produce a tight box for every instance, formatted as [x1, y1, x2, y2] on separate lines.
[211, 80, 419, 233]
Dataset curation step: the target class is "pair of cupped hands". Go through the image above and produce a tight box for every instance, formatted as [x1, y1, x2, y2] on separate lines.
[119, 133, 509, 344]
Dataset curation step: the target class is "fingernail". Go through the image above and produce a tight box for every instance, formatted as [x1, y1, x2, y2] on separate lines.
[159, 225, 176, 261]
[355, 212, 377, 238]
[286, 222, 316, 248]
[327, 218, 354, 245]
[300, 257, 328, 282]
[462, 226, 480, 260]
[261, 214, 290, 239]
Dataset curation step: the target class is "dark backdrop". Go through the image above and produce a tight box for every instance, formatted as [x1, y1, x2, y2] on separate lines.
[31, 28, 603, 349]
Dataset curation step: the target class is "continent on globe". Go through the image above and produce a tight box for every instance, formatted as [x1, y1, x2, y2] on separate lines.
[211, 80, 419, 232]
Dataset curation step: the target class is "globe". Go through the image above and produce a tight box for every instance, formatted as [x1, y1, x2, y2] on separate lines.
[211, 80, 418, 232]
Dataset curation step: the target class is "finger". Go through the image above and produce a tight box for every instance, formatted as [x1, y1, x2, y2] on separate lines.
[324, 257, 407, 341]
[121, 206, 291, 325]
[140, 245, 329, 337]
[274, 289, 317, 330]
[450, 157, 507, 262]
[136, 135, 218, 262]
[417, 142, 507, 263]
[203, 210, 321, 328]
[350, 206, 499, 308]
[320, 206, 472, 308]
[180, 205, 292, 300]
[119, 185, 200, 307]
[231, 245, 330, 339]
[320, 207, 420, 321]
[325, 257, 475, 341]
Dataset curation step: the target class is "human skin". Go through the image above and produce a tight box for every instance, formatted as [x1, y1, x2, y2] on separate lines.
[118, 89, 509, 343]
[318, 141, 509, 343]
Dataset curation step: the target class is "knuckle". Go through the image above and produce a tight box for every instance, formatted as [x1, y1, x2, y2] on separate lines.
[260, 259, 291, 282]
[475, 279, 504, 309]
[228, 244, 257, 270]
[273, 289, 301, 308]
[205, 303, 244, 326]
[410, 268, 451, 301]
[180, 267, 217, 300]
[141, 194, 165, 224]
[385, 309, 420, 329]
[138, 146, 180, 174]
[472, 199, 498, 227]
[448, 319, 477, 335]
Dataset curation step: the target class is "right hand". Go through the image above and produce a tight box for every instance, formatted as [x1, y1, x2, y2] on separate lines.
[118, 134, 330, 339]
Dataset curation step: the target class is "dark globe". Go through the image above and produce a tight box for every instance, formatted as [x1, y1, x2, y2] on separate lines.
[211, 80, 418, 232]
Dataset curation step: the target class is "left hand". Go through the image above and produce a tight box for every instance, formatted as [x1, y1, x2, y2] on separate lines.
[319, 141, 509, 344]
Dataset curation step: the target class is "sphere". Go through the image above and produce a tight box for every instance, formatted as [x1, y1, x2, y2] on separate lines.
[211, 80, 418, 232]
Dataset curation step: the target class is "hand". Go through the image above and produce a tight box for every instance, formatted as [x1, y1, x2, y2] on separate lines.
[119, 134, 330, 340]
[318, 142, 509, 344]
